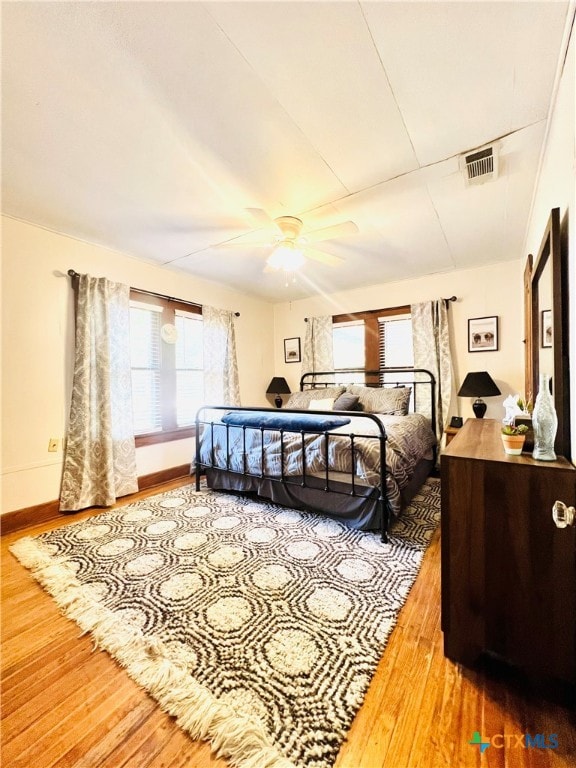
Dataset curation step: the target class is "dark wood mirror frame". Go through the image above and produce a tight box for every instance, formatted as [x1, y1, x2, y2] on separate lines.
[525, 207, 571, 457]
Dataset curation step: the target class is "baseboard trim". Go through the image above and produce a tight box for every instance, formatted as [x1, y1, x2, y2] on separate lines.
[1, 464, 192, 536]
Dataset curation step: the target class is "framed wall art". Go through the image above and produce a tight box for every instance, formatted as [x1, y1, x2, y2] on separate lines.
[468, 316, 498, 352]
[541, 309, 552, 348]
[284, 337, 301, 364]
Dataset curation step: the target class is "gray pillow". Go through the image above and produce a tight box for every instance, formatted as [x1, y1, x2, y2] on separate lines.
[285, 386, 346, 409]
[346, 385, 412, 415]
[333, 392, 360, 411]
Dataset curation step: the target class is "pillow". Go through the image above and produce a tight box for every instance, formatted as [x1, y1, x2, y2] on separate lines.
[222, 410, 350, 432]
[332, 392, 360, 411]
[347, 385, 412, 415]
[284, 386, 346, 409]
[308, 397, 335, 411]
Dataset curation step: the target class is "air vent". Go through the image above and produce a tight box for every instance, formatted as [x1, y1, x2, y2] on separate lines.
[460, 144, 499, 185]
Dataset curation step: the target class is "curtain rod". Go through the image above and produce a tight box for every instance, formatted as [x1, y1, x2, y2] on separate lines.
[304, 296, 457, 321]
[67, 270, 240, 316]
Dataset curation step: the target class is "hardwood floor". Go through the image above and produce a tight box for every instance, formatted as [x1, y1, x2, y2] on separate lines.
[2, 479, 575, 768]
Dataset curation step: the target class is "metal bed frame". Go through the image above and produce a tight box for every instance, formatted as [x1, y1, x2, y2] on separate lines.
[195, 368, 436, 541]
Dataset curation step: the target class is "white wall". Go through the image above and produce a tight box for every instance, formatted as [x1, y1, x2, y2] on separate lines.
[273, 259, 526, 423]
[1, 216, 274, 513]
[524, 26, 575, 462]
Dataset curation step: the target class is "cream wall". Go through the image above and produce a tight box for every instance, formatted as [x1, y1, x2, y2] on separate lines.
[273, 259, 526, 423]
[1, 216, 274, 514]
[272, 24, 575, 450]
[524, 27, 575, 462]
[3, 29, 572, 513]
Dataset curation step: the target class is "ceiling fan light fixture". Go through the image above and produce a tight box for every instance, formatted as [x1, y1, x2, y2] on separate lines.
[267, 241, 306, 272]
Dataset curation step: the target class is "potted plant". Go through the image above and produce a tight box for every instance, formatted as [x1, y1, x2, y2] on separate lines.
[516, 395, 533, 415]
[501, 423, 529, 455]
[514, 394, 534, 450]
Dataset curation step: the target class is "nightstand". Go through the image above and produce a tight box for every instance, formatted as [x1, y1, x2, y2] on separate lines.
[444, 425, 460, 446]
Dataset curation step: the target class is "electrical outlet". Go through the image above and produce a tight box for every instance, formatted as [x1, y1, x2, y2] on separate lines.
[48, 438, 59, 452]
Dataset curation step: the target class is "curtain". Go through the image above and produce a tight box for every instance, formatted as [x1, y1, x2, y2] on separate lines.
[60, 275, 138, 511]
[302, 316, 334, 379]
[203, 306, 241, 405]
[411, 300, 453, 441]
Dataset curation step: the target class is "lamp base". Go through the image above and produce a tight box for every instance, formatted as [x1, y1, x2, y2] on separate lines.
[274, 395, 282, 409]
[473, 398, 487, 418]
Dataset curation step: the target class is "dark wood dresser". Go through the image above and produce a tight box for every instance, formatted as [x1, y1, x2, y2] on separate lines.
[441, 418, 576, 693]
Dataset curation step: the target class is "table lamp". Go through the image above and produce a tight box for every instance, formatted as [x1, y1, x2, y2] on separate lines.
[457, 371, 501, 418]
[266, 377, 291, 408]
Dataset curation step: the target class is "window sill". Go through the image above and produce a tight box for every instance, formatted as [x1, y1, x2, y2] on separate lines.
[135, 426, 196, 448]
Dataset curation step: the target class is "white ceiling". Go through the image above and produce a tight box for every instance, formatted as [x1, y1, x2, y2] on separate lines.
[1, 1, 571, 302]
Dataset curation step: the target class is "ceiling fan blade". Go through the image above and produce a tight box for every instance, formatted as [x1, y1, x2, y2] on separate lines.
[217, 239, 272, 248]
[305, 247, 345, 267]
[244, 207, 272, 226]
[303, 221, 358, 244]
[142, 216, 259, 234]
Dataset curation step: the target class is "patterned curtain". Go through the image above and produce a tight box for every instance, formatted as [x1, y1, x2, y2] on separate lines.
[203, 306, 241, 405]
[411, 300, 453, 441]
[302, 316, 334, 380]
[60, 275, 138, 511]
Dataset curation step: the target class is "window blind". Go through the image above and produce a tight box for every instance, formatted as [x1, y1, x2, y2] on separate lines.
[378, 315, 414, 381]
[130, 305, 162, 434]
[175, 312, 204, 427]
[333, 320, 365, 383]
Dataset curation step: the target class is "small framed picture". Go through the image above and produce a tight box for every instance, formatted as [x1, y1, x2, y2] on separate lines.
[541, 309, 552, 348]
[284, 337, 301, 364]
[468, 316, 498, 352]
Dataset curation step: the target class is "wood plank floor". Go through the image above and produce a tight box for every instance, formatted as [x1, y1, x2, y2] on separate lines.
[2, 479, 575, 768]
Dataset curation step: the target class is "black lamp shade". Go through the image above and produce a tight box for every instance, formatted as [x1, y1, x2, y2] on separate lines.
[457, 371, 501, 418]
[266, 377, 291, 408]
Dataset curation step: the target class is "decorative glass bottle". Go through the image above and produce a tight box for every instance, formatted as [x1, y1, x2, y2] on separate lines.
[532, 373, 557, 461]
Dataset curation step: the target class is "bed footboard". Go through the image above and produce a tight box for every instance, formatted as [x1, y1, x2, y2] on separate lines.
[195, 405, 391, 540]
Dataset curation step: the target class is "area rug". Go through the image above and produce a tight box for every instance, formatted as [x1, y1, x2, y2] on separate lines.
[10, 477, 440, 768]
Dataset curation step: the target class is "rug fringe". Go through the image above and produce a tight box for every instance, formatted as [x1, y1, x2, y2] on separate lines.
[10, 536, 296, 768]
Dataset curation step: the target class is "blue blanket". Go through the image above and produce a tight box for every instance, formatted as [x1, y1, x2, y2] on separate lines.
[221, 410, 351, 432]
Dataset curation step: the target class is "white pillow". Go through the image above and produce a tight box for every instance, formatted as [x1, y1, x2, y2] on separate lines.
[308, 397, 335, 411]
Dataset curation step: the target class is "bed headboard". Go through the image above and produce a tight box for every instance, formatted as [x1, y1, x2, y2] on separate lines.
[299, 367, 437, 435]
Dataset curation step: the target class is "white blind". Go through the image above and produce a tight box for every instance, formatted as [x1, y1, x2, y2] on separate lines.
[175, 312, 203, 426]
[378, 316, 414, 384]
[130, 305, 162, 434]
[333, 321, 365, 383]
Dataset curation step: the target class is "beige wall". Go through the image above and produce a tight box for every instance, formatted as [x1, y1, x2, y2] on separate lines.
[273, 259, 526, 423]
[3, 28, 573, 511]
[524, 27, 575, 462]
[1, 216, 274, 513]
[273, 26, 575, 457]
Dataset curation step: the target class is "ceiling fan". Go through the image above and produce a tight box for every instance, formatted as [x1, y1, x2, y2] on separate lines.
[219, 215, 358, 272]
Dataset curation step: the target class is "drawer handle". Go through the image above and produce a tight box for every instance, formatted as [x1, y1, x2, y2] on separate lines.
[552, 500, 576, 528]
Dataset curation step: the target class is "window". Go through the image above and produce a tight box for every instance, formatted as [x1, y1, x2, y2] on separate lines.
[332, 321, 365, 383]
[332, 306, 413, 380]
[129, 292, 203, 445]
[130, 300, 162, 435]
[378, 314, 414, 380]
[174, 310, 204, 427]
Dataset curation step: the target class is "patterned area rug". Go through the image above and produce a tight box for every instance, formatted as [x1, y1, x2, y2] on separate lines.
[11, 478, 440, 768]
